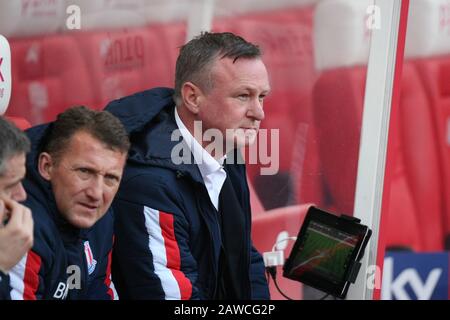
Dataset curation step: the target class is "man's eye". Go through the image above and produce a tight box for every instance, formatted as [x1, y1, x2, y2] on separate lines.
[104, 175, 119, 187]
[105, 175, 118, 182]
[75, 168, 93, 179]
[238, 94, 250, 101]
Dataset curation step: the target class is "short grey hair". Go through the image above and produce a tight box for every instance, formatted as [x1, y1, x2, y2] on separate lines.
[0, 117, 30, 176]
[174, 32, 262, 106]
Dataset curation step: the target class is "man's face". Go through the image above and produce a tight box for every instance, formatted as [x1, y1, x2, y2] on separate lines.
[40, 131, 127, 229]
[0, 153, 27, 202]
[197, 57, 270, 150]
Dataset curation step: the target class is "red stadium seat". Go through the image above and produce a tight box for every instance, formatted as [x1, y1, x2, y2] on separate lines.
[6, 35, 94, 125]
[313, 63, 445, 251]
[148, 21, 187, 87]
[72, 26, 172, 109]
[252, 203, 312, 299]
[248, 176, 265, 216]
[4, 116, 31, 130]
[400, 0, 450, 249]
[414, 58, 450, 247]
[312, 0, 378, 215]
[397, 64, 444, 250]
[213, 6, 323, 209]
[383, 64, 444, 251]
[312, 0, 445, 251]
[312, 67, 366, 214]
[314, 59, 443, 251]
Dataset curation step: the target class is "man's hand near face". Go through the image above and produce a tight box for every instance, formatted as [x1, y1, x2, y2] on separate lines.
[0, 197, 33, 273]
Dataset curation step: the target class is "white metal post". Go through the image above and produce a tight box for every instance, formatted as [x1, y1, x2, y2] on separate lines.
[186, 0, 216, 43]
[346, 0, 404, 300]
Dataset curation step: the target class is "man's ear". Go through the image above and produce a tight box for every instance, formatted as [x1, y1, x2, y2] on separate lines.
[38, 152, 53, 181]
[181, 82, 203, 115]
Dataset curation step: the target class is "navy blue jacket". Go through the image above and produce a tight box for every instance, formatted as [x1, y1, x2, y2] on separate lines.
[7, 124, 117, 300]
[106, 88, 269, 300]
[0, 271, 10, 300]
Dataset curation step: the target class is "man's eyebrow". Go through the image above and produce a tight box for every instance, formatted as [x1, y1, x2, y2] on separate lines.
[76, 165, 122, 179]
[240, 86, 271, 93]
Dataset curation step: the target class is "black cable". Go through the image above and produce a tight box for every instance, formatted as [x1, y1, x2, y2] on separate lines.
[266, 267, 293, 300]
[266, 266, 339, 300]
[319, 293, 330, 300]
[273, 276, 293, 300]
[265, 269, 271, 286]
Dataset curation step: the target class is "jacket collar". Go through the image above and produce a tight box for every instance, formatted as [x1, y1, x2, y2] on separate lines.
[106, 87, 205, 185]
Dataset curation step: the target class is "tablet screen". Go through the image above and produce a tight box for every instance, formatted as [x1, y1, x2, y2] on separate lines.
[287, 220, 359, 283]
[283, 206, 371, 298]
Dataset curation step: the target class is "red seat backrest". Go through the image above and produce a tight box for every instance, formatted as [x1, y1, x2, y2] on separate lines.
[248, 175, 265, 216]
[6, 35, 94, 125]
[415, 57, 450, 246]
[386, 64, 444, 251]
[401, 0, 450, 248]
[312, 67, 366, 214]
[148, 21, 187, 88]
[213, 6, 323, 207]
[4, 116, 31, 130]
[72, 26, 173, 110]
[312, 0, 447, 251]
[313, 62, 444, 251]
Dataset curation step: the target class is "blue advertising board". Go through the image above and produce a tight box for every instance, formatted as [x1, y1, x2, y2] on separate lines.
[382, 252, 449, 300]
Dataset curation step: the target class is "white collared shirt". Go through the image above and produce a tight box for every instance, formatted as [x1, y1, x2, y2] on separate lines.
[174, 107, 227, 211]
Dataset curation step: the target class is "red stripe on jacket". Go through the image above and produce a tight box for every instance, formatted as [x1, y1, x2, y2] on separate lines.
[23, 251, 42, 300]
[104, 236, 115, 300]
[159, 211, 192, 300]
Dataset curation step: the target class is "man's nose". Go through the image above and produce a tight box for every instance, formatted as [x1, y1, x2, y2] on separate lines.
[248, 98, 265, 121]
[85, 176, 103, 201]
[12, 182, 27, 202]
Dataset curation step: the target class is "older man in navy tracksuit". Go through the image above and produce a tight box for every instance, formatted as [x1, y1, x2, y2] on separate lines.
[108, 32, 271, 299]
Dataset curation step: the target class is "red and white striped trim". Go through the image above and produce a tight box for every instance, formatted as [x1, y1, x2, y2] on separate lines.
[143, 206, 192, 300]
[9, 250, 41, 300]
[104, 238, 118, 300]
